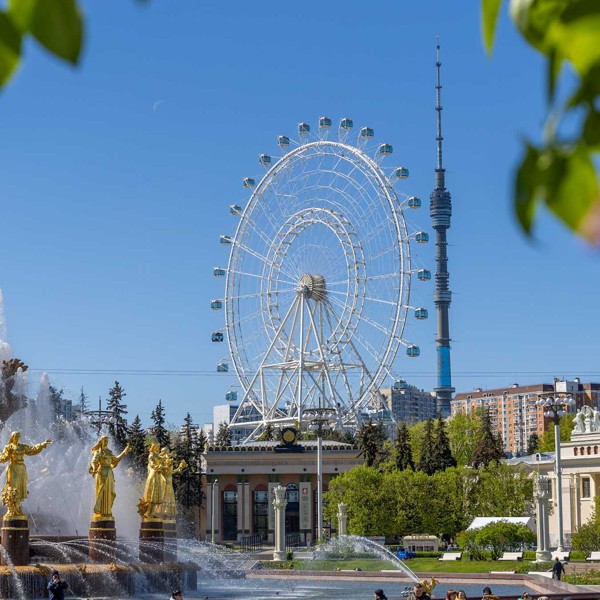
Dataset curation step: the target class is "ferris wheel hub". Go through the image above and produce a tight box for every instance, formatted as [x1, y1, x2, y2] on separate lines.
[298, 274, 327, 301]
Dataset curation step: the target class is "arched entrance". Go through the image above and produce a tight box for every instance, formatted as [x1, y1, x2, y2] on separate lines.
[285, 483, 300, 534]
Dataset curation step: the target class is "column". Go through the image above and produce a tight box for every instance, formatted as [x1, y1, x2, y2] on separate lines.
[273, 485, 287, 561]
[337, 503, 348, 537]
[237, 480, 244, 542]
[243, 481, 251, 535]
[534, 475, 552, 562]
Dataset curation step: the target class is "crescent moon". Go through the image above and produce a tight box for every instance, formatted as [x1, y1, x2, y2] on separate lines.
[153, 100, 166, 112]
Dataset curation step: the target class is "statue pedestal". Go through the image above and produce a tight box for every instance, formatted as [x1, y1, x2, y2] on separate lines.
[163, 519, 177, 562]
[89, 519, 116, 562]
[139, 519, 164, 562]
[1, 515, 29, 566]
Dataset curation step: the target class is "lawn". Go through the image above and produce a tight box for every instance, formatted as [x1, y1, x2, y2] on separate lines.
[267, 557, 529, 573]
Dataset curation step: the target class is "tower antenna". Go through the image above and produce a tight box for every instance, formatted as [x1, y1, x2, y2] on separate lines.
[430, 38, 454, 415]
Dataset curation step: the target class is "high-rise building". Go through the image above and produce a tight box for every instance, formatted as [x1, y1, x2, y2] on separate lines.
[430, 42, 454, 416]
[379, 384, 437, 425]
[452, 379, 600, 455]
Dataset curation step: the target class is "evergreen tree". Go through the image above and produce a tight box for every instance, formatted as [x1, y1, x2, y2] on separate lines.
[174, 413, 204, 512]
[215, 422, 232, 446]
[356, 419, 386, 467]
[258, 423, 275, 441]
[150, 399, 170, 449]
[470, 409, 505, 468]
[48, 384, 64, 420]
[431, 416, 457, 471]
[126, 415, 147, 477]
[417, 418, 437, 475]
[526, 432, 539, 455]
[106, 381, 128, 450]
[77, 386, 89, 414]
[395, 422, 414, 471]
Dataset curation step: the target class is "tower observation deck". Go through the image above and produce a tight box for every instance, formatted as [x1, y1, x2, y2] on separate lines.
[430, 41, 454, 416]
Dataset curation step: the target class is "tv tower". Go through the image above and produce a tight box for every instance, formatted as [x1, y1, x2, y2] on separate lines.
[430, 41, 454, 416]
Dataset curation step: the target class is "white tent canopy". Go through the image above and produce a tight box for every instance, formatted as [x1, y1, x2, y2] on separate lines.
[467, 516, 535, 531]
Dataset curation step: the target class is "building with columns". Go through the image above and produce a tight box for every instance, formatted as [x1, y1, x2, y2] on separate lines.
[508, 405, 600, 548]
[200, 439, 362, 545]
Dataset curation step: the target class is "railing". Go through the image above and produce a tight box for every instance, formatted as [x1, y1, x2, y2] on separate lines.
[239, 533, 263, 552]
[285, 532, 301, 550]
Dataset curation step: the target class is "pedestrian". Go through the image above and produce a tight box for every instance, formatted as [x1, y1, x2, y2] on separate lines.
[482, 587, 500, 600]
[457, 591, 468, 600]
[48, 571, 68, 600]
[407, 582, 431, 600]
[446, 590, 457, 600]
[171, 590, 183, 600]
[518, 593, 530, 600]
[374, 590, 388, 600]
[552, 557, 565, 580]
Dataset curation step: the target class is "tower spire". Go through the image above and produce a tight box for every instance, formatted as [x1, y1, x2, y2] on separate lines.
[430, 39, 454, 416]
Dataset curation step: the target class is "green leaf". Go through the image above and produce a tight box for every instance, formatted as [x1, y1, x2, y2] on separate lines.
[482, 0, 503, 53]
[546, 47, 562, 104]
[509, 0, 568, 55]
[583, 110, 600, 148]
[543, 146, 599, 230]
[514, 143, 542, 234]
[0, 11, 22, 87]
[10, 0, 83, 64]
[552, 0, 600, 76]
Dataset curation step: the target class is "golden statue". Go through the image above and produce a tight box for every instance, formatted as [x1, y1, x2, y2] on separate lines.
[0, 431, 52, 518]
[88, 436, 130, 521]
[158, 447, 186, 519]
[138, 442, 166, 520]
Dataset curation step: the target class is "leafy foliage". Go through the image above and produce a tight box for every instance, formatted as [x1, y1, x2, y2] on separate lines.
[0, 0, 83, 87]
[572, 497, 600, 552]
[106, 381, 128, 450]
[538, 414, 574, 452]
[447, 411, 480, 466]
[526, 432, 539, 455]
[482, 0, 600, 244]
[457, 520, 536, 560]
[431, 416, 457, 471]
[324, 461, 531, 541]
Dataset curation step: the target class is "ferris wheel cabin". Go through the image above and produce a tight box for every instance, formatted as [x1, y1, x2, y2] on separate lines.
[230, 205, 243, 215]
[414, 307, 429, 320]
[278, 135, 290, 148]
[216, 360, 229, 373]
[417, 269, 432, 281]
[378, 143, 393, 156]
[243, 177, 256, 188]
[395, 167, 409, 179]
[319, 116, 332, 128]
[259, 154, 271, 166]
[393, 379, 408, 390]
[210, 299, 223, 310]
[406, 345, 420, 357]
[220, 235, 233, 245]
[408, 196, 421, 208]
[211, 331, 224, 342]
[213, 267, 226, 277]
[360, 126, 374, 139]
[298, 123, 310, 136]
[225, 390, 238, 402]
[415, 231, 429, 243]
[340, 118, 353, 130]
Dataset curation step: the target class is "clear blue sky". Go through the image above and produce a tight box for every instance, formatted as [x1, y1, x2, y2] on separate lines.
[0, 1, 598, 429]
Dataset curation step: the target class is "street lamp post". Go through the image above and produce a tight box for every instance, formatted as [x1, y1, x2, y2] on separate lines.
[535, 395, 575, 552]
[211, 478, 219, 544]
[302, 407, 336, 544]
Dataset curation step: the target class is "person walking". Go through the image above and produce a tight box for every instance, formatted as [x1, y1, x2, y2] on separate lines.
[552, 557, 565, 580]
[374, 590, 388, 600]
[47, 571, 68, 600]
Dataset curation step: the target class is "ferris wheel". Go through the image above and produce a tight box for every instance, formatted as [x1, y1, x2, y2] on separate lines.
[211, 117, 430, 440]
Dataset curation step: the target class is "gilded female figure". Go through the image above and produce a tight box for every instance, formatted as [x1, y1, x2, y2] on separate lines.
[139, 442, 166, 519]
[0, 431, 52, 517]
[158, 447, 187, 519]
[88, 436, 129, 520]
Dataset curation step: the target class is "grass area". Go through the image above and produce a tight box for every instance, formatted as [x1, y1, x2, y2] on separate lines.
[265, 557, 529, 573]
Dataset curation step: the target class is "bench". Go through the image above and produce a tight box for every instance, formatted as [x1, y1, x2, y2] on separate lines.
[498, 552, 523, 561]
[552, 551, 570, 561]
[586, 551, 600, 561]
[438, 552, 462, 561]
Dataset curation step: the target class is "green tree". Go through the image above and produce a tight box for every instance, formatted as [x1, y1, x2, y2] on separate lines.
[431, 416, 457, 471]
[470, 409, 504, 468]
[215, 422, 232, 446]
[48, 384, 64, 420]
[572, 497, 600, 552]
[394, 422, 414, 471]
[447, 411, 480, 466]
[106, 381, 128, 450]
[458, 520, 536, 560]
[356, 419, 386, 468]
[408, 420, 427, 467]
[482, 0, 600, 244]
[150, 399, 170, 449]
[538, 414, 575, 452]
[126, 414, 147, 477]
[0, 358, 28, 427]
[417, 418, 437, 475]
[527, 432, 540, 455]
[257, 423, 276, 441]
